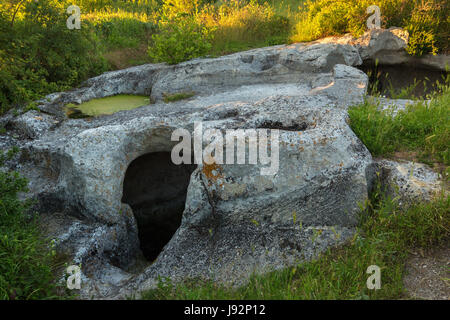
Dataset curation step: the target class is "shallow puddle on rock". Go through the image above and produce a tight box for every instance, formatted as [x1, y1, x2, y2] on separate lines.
[66, 95, 150, 118]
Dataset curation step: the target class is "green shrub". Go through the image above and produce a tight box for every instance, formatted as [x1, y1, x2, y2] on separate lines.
[148, 0, 293, 63]
[291, 0, 448, 56]
[0, 0, 108, 113]
[206, 0, 291, 52]
[77, 0, 159, 15]
[160, 0, 202, 20]
[84, 9, 157, 50]
[149, 17, 214, 64]
[0, 148, 61, 299]
[405, 1, 449, 56]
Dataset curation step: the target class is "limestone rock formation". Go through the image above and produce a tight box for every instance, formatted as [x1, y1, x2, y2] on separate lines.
[2, 28, 438, 299]
[317, 27, 450, 71]
[376, 160, 446, 206]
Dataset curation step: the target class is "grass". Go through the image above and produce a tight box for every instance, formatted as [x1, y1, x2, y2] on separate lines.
[0, 148, 66, 300]
[348, 84, 450, 166]
[65, 94, 150, 118]
[204, 1, 293, 56]
[141, 183, 449, 300]
[163, 92, 195, 103]
[84, 10, 156, 50]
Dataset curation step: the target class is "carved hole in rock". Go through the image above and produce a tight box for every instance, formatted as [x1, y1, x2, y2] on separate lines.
[122, 152, 196, 262]
[359, 63, 448, 98]
[258, 120, 308, 131]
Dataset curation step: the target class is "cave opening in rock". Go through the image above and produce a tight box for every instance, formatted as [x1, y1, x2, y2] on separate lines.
[122, 152, 196, 262]
[359, 62, 448, 98]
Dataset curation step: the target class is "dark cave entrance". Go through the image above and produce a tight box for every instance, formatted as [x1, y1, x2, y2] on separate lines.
[359, 62, 448, 98]
[122, 152, 196, 262]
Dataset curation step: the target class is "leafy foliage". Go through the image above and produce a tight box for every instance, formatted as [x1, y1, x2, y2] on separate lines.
[0, 148, 61, 299]
[405, 0, 449, 56]
[149, 0, 291, 63]
[291, 0, 449, 56]
[150, 16, 214, 64]
[0, 0, 108, 113]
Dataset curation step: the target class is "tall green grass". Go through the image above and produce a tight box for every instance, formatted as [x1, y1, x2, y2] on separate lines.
[84, 10, 156, 49]
[348, 84, 450, 165]
[149, 0, 292, 62]
[0, 148, 65, 300]
[77, 0, 159, 14]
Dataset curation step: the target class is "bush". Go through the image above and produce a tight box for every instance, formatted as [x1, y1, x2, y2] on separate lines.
[148, 0, 292, 63]
[77, 0, 159, 15]
[0, 0, 108, 113]
[291, 0, 448, 56]
[0, 148, 61, 299]
[160, 0, 202, 20]
[204, 0, 291, 51]
[149, 17, 214, 64]
[84, 9, 156, 49]
[405, 0, 449, 56]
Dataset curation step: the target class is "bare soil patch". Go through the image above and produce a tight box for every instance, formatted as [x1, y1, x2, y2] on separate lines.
[403, 242, 450, 300]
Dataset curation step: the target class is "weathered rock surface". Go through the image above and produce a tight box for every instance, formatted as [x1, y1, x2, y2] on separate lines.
[31, 41, 364, 120]
[366, 96, 417, 115]
[115, 96, 375, 298]
[9, 94, 374, 298]
[317, 27, 450, 71]
[317, 27, 409, 61]
[311, 64, 368, 107]
[9, 110, 57, 139]
[375, 160, 446, 206]
[365, 96, 434, 116]
[2, 28, 434, 299]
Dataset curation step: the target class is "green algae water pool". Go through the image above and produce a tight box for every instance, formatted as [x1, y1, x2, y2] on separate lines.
[66, 95, 150, 118]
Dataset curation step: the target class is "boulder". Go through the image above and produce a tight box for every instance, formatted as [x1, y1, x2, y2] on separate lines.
[316, 27, 409, 60]
[118, 96, 375, 298]
[317, 27, 450, 71]
[0, 35, 402, 299]
[376, 160, 446, 206]
[9, 110, 57, 139]
[31, 42, 362, 119]
[311, 64, 368, 107]
[365, 96, 424, 116]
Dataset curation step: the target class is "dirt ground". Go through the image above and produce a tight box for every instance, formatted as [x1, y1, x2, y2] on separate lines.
[403, 243, 450, 300]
